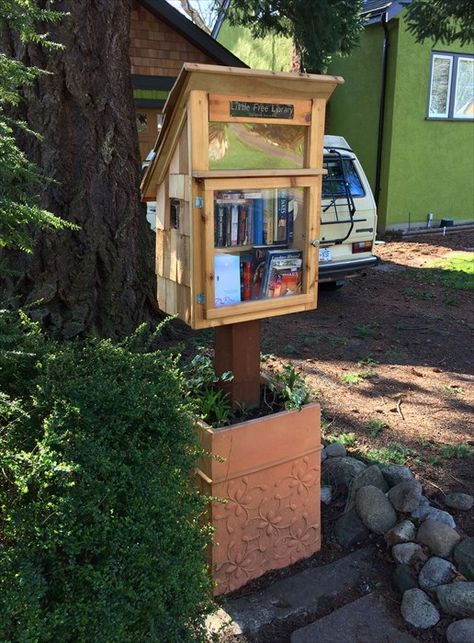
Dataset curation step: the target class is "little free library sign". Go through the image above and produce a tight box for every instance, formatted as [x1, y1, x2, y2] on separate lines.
[230, 100, 294, 119]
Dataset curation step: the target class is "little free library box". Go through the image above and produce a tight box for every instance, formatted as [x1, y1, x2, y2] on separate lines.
[141, 63, 343, 329]
[141, 64, 342, 595]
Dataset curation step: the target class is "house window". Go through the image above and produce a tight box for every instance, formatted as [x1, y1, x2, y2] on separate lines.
[136, 113, 148, 133]
[428, 52, 474, 120]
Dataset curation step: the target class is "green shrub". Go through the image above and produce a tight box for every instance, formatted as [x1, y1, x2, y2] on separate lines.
[0, 312, 213, 642]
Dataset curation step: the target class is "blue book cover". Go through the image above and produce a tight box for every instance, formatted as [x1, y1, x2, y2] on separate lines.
[214, 254, 241, 307]
[253, 198, 264, 245]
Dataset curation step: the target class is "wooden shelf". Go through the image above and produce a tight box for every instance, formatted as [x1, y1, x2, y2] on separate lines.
[192, 168, 326, 179]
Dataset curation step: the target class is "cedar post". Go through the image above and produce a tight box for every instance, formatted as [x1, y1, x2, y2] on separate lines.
[214, 320, 261, 409]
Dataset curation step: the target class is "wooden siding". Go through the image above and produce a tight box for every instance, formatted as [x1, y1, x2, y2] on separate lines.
[130, 2, 214, 77]
[130, 1, 216, 158]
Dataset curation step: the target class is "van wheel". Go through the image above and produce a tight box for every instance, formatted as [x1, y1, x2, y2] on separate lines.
[320, 281, 345, 291]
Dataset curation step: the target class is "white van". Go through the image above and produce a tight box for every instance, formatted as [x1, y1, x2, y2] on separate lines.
[319, 135, 378, 286]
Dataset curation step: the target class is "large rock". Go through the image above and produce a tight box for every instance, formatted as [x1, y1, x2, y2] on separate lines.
[392, 543, 425, 565]
[388, 479, 422, 513]
[356, 485, 397, 535]
[324, 442, 347, 458]
[436, 582, 474, 617]
[454, 538, 474, 581]
[422, 507, 456, 529]
[419, 557, 457, 592]
[346, 464, 388, 510]
[444, 492, 474, 511]
[401, 588, 440, 629]
[381, 464, 414, 487]
[322, 456, 367, 488]
[385, 520, 417, 547]
[334, 508, 370, 548]
[393, 565, 418, 594]
[417, 519, 461, 557]
[411, 496, 431, 520]
[446, 619, 474, 643]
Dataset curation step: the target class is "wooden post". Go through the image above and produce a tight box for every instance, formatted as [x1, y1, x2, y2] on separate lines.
[214, 320, 261, 409]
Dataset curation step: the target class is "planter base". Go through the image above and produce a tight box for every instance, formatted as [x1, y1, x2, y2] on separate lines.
[196, 402, 321, 595]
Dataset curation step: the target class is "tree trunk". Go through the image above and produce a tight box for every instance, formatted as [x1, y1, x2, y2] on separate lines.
[1, 0, 159, 338]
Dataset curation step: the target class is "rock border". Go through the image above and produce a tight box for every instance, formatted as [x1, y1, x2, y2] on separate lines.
[321, 444, 474, 632]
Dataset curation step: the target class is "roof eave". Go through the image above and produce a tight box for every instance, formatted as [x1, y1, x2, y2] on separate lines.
[361, 1, 407, 25]
[138, 0, 248, 68]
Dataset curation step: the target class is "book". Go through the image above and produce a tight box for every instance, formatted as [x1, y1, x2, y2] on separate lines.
[275, 189, 289, 243]
[214, 253, 241, 307]
[260, 249, 303, 298]
[263, 194, 274, 245]
[225, 205, 232, 246]
[246, 200, 254, 246]
[288, 197, 297, 243]
[230, 204, 239, 246]
[240, 255, 253, 301]
[215, 204, 225, 247]
[238, 205, 248, 245]
[252, 197, 264, 245]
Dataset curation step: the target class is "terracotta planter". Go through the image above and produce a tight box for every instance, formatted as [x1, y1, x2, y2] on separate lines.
[195, 402, 321, 595]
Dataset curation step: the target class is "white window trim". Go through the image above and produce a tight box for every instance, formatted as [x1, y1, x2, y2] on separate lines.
[428, 51, 474, 121]
[453, 56, 474, 120]
[429, 54, 453, 119]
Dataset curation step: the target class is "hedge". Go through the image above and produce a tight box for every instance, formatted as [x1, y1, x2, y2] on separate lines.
[0, 312, 213, 642]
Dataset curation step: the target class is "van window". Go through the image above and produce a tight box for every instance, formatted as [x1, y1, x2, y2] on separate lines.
[323, 157, 365, 198]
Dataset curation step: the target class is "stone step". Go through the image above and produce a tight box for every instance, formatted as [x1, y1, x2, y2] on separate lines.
[207, 546, 387, 640]
[291, 592, 417, 643]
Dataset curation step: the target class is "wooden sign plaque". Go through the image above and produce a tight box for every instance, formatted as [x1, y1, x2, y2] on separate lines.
[229, 100, 294, 119]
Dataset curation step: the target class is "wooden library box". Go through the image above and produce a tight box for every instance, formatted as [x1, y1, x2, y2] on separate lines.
[141, 64, 342, 329]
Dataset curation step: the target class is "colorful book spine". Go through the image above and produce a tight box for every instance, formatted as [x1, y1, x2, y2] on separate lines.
[230, 204, 239, 246]
[263, 196, 274, 245]
[216, 204, 225, 247]
[240, 256, 252, 300]
[276, 189, 289, 243]
[253, 198, 264, 245]
[288, 197, 295, 243]
[246, 201, 254, 246]
[225, 205, 232, 247]
[239, 205, 247, 245]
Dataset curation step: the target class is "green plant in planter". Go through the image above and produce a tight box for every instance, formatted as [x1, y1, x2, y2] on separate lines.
[182, 352, 233, 427]
[273, 363, 309, 411]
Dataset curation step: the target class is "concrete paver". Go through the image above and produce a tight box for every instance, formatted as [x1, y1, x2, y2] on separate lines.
[291, 592, 417, 643]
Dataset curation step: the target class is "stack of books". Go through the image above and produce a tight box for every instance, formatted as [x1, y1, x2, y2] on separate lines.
[215, 247, 303, 306]
[214, 189, 294, 248]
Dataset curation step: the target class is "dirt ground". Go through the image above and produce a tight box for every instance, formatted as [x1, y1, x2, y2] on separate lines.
[263, 229, 474, 536]
[210, 230, 473, 642]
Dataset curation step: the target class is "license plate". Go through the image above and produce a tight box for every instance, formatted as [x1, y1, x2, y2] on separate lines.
[319, 248, 332, 262]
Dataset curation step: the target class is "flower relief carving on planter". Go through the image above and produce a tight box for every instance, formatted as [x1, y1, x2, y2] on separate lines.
[197, 403, 321, 595]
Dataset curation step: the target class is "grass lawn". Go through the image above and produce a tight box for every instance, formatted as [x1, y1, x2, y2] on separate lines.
[421, 251, 474, 290]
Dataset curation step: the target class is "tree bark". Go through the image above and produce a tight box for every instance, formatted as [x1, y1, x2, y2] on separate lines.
[1, 0, 159, 338]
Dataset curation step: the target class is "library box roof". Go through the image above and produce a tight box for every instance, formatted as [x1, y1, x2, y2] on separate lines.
[141, 64, 343, 199]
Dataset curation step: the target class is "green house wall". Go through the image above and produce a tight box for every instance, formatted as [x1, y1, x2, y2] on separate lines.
[328, 13, 474, 232]
[217, 22, 292, 72]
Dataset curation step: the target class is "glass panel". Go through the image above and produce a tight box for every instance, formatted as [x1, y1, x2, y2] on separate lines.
[323, 158, 365, 198]
[429, 55, 452, 118]
[213, 187, 305, 307]
[454, 57, 474, 119]
[209, 122, 305, 170]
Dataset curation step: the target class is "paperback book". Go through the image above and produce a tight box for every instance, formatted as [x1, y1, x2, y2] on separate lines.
[260, 249, 303, 298]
